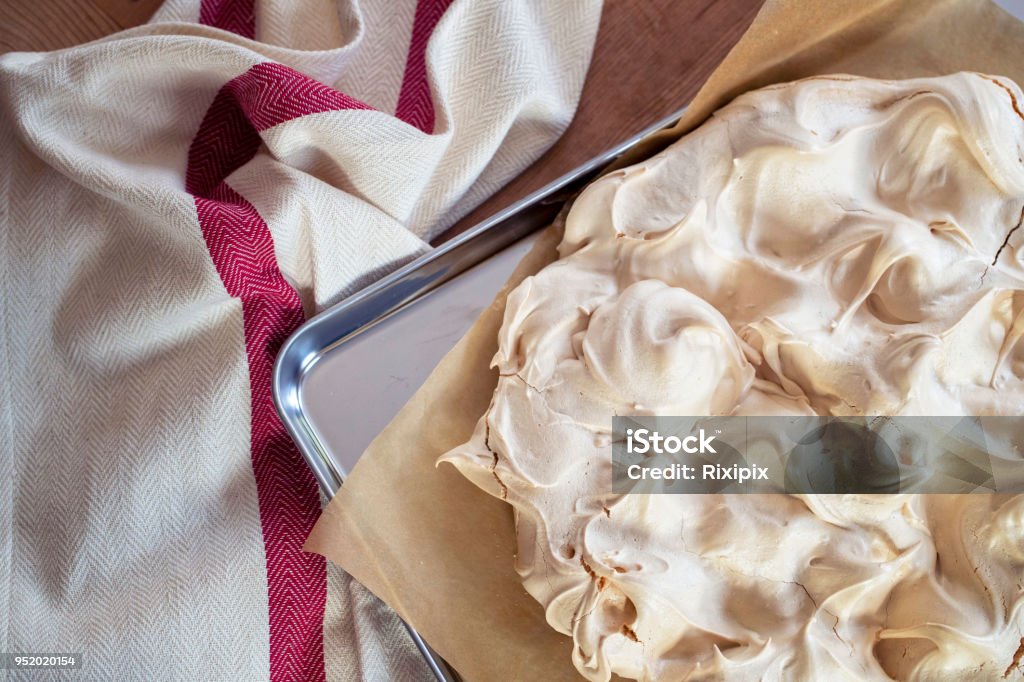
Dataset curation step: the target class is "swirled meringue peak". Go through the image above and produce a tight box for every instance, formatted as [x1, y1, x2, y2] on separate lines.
[439, 73, 1024, 681]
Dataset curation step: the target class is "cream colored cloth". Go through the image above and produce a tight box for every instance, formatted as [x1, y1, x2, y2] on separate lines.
[0, 1, 601, 679]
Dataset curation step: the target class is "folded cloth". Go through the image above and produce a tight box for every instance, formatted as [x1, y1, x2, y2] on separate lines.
[0, 1, 601, 679]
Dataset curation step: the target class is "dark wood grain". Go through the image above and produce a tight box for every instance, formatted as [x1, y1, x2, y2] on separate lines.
[0, 0, 162, 52]
[437, 0, 765, 244]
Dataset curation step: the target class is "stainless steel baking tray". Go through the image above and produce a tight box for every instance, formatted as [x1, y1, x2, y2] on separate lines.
[272, 107, 685, 682]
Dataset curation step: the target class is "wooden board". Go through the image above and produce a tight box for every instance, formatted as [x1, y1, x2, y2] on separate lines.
[440, 0, 764, 242]
[0, 0, 764, 244]
[0, 0, 163, 52]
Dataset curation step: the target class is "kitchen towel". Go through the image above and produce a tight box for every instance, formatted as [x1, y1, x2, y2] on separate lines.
[0, 0, 601, 679]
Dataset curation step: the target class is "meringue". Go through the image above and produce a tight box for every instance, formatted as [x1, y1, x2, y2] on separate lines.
[440, 73, 1024, 681]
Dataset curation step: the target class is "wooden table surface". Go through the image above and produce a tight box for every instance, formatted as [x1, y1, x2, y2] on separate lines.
[0, 0, 764, 243]
[444, 0, 763, 242]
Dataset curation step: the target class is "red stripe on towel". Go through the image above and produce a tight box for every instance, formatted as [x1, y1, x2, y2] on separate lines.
[229, 63, 374, 132]
[186, 62, 374, 682]
[395, 0, 454, 133]
[199, 0, 256, 39]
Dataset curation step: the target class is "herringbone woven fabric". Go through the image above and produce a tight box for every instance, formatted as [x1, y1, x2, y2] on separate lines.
[0, 1, 601, 680]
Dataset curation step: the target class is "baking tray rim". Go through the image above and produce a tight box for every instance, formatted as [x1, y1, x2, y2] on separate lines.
[271, 106, 687, 682]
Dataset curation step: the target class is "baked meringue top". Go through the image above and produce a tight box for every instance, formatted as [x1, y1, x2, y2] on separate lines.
[440, 73, 1024, 681]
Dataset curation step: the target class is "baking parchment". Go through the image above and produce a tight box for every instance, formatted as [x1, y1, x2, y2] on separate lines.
[305, 1, 1024, 679]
